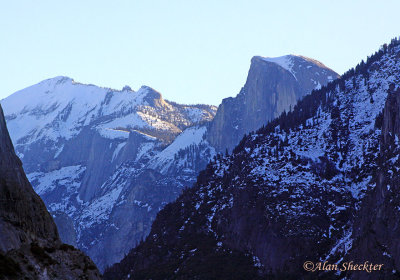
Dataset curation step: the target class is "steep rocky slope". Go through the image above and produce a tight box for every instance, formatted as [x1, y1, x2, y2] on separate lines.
[104, 38, 400, 279]
[0, 104, 101, 279]
[207, 55, 339, 152]
[0, 106, 58, 253]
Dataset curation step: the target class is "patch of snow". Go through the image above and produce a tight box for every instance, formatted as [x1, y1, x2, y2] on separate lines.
[27, 165, 85, 195]
[112, 142, 126, 161]
[136, 142, 156, 160]
[97, 128, 130, 139]
[54, 145, 64, 158]
[185, 107, 204, 123]
[260, 55, 297, 80]
[97, 113, 147, 132]
[80, 184, 124, 228]
[1, 78, 151, 144]
[148, 126, 208, 173]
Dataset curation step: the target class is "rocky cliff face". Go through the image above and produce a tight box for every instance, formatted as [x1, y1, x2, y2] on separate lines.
[207, 55, 339, 152]
[0, 105, 58, 253]
[104, 38, 400, 279]
[0, 104, 101, 279]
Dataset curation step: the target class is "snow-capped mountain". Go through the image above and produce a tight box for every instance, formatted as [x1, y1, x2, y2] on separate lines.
[207, 54, 339, 152]
[3, 76, 215, 187]
[1, 54, 337, 271]
[1, 78, 217, 270]
[104, 38, 400, 279]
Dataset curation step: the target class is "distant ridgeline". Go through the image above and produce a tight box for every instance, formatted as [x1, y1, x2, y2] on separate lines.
[104, 37, 400, 280]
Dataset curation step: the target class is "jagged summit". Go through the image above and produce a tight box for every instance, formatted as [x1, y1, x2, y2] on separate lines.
[1, 77, 215, 146]
[140, 85, 164, 102]
[122, 85, 133, 92]
[13, 76, 162, 100]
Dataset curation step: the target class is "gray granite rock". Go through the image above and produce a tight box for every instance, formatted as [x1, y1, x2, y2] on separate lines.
[207, 55, 339, 152]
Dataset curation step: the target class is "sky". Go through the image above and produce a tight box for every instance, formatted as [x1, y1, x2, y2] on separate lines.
[1, 0, 400, 105]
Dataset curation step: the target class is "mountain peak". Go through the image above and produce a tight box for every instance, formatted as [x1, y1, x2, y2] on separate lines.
[207, 54, 339, 152]
[40, 76, 74, 85]
[122, 85, 133, 92]
[255, 55, 297, 74]
[253, 54, 335, 74]
[139, 85, 164, 104]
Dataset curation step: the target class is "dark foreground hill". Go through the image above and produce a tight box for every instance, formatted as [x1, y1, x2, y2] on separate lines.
[0, 104, 101, 280]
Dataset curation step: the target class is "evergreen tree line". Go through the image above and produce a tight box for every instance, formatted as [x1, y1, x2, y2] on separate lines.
[232, 37, 400, 155]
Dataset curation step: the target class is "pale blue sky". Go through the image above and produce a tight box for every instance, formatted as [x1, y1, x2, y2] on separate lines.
[1, 0, 399, 105]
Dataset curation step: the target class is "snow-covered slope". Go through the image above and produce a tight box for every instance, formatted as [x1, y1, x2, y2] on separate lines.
[149, 126, 214, 174]
[5, 77, 143, 143]
[260, 54, 335, 84]
[3, 76, 214, 149]
[261, 55, 298, 79]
